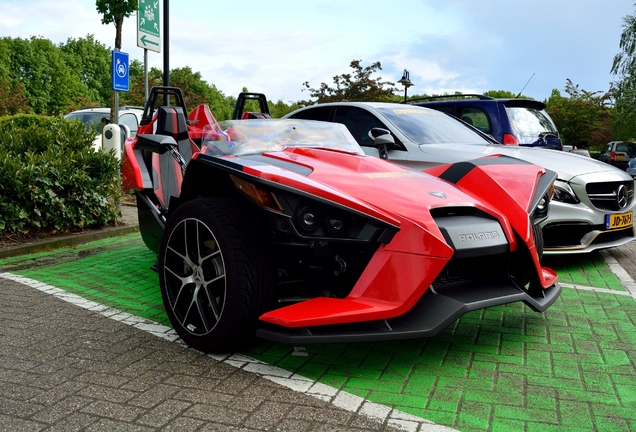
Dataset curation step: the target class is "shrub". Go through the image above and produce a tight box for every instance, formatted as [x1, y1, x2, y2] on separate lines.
[0, 114, 121, 234]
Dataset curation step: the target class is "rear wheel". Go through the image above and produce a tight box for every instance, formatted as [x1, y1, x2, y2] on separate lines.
[159, 198, 274, 352]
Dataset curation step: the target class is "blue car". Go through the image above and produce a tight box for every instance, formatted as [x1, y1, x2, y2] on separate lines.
[627, 157, 636, 178]
[409, 94, 563, 151]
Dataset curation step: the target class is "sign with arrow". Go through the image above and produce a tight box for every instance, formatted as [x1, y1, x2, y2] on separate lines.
[137, 0, 160, 53]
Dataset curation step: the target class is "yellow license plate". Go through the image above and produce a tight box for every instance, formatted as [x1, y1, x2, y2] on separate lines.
[606, 212, 633, 229]
[617, 155, 625, 160]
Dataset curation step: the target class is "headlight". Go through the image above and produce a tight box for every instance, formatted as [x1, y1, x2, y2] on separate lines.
[295, 206, 320, 232]
[552, 180, 579, 204]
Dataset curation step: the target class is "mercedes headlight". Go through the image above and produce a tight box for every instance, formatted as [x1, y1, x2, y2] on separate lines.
[552, 180, 579, 204]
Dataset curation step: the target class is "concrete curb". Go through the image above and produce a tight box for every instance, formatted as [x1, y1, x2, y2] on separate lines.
[0, 225, 139, 259]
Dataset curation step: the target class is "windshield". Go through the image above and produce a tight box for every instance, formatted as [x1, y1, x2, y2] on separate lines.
[201, 119, 364, 156]
[506, 107, 559, 141]
[375, 106, 492, 145]
[64, 112, 110, 135]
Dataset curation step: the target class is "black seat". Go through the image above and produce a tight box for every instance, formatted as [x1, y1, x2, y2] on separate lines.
[152, 106, 199, 209]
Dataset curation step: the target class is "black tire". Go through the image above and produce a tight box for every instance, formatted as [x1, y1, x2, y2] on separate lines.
[159, 197, 274, 352]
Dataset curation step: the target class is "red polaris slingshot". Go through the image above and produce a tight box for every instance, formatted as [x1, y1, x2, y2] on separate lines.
[122, 87, 561, 352]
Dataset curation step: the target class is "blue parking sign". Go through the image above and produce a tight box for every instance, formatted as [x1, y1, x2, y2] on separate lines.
[112, 50, 129, 92]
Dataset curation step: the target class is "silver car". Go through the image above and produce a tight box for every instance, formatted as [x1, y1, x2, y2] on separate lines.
[65, 106, 144, 152]
[285, 102, 635, 254]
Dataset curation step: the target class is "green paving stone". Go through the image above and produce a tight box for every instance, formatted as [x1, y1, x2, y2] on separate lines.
[579, 363, 636, 376]
[499, 338, 526, 357]
[294, 352, 354, 368]
[325, 364, 382, 380]
[466, 360, 496, 382]
[451, 322, 481, 339]
[441, 349, 472, 367]
[491, 417, 525, 432]
[525, 392, 557, 411]
[526, 423, 581, 432]
[296, 361, 332, 381]
[615, 382, 636, 406]
[557, 387, 619, 405]
[346, 377, 402, 393]
[317, 373, 348, 389]
[494, 372, 525, 392]
[427, 388, 462, 413]
[525, 374, 585, 391]
[594, 416, 631, 432]
[552, 359, 583, 381]
[498, 363, 550, 379]
[600, 348, 631, 365]
[463, 389, 524, 407]
[525, 348, 551, 368]
[274, 354, 311, 371]
[346, 386, 369, 399]
[573, 339, 603, 357]
[358, 351, 393, 371]
[473, 352, 524, 365]
[402, 371, 437, 395]
[591, 403, 636, 420]
[472, 331, 502, 350]
[418, 340, 450, 358]
[581, 371, 615, 394]
[341, 343, 378, 359]
[455, 400, 492, 432]
[370, 390, 429, 409]
[495, 405, 558, 423]
[401, 407, 457, 428]
[379, 362, 413, 381]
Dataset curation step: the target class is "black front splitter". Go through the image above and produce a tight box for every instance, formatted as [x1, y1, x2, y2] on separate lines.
[255, 281, 561, 344]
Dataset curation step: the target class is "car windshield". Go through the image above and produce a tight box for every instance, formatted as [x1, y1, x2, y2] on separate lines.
[64, 112, 110, 135]
[374, 106, 492, 145]
[505, 107, 559, 141]
[201, 119, 364, 156]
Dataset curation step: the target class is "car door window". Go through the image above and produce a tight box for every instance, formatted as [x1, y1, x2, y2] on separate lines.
[119, 113, 139, 136]
[458, 107, 491, 134]
[289, 106, 332, 122]
[333, 107, 388, 147]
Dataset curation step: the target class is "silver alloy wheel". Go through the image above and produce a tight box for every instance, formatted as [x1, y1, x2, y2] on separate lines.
[163, 217, 226, 336]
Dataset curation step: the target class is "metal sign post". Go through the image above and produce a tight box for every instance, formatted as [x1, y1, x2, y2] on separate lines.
[137, 0, 161, 100]
[111, 50, 130, 124]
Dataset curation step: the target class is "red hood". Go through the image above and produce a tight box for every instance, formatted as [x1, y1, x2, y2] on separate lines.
[264, 148, 487, 219]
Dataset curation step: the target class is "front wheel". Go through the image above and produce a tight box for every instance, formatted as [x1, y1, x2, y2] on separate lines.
[159, 198, 274, 352]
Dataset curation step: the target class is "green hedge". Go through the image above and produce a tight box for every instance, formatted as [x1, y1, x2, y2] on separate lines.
[0, 114, 121, 234]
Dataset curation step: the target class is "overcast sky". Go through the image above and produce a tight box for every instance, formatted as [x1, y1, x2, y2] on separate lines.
[1, 0, 634, 103]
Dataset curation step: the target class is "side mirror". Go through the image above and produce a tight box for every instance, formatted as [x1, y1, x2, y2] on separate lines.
[367, 128, 394, 159]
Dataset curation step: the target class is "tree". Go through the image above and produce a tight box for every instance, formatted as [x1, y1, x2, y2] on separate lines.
[1, 36, 83, 115]
[120, 60, 162, 106]
[300, 60, 396, 105]
[0, 38, 30, 115]
[59, 35, 112, 107]
[611, 5, 636, 140]
[545, 80, 614, 149]
[95, 0, 138, 51]
[0, 72, 30, 116]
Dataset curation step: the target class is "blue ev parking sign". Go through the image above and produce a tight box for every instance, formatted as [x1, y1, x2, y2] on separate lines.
[112, 51, 130, 92]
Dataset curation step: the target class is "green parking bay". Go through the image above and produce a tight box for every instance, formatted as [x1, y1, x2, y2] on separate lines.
[2, 234, 635, 432]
